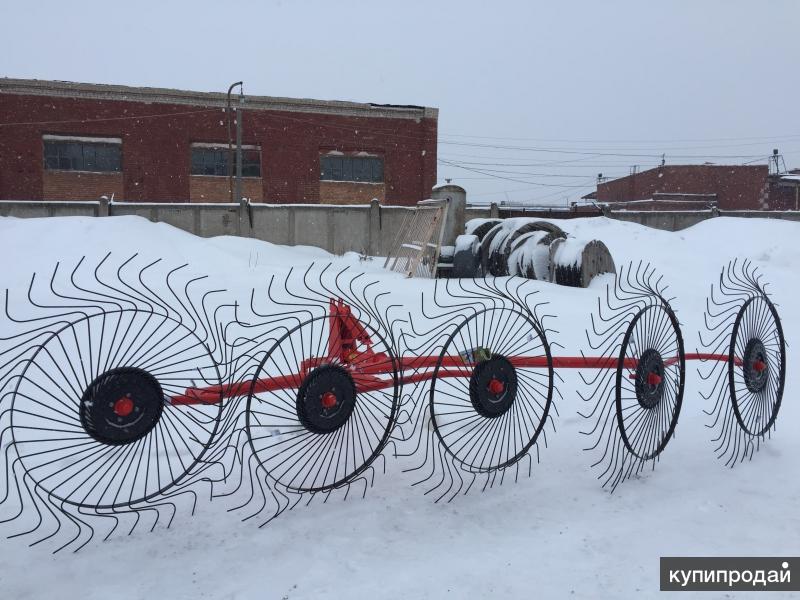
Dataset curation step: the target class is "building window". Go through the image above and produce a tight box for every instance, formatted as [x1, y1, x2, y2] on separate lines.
[190, 145, 261, 177]
[43, 137, 122, 172]
[320, 155, 384, 183]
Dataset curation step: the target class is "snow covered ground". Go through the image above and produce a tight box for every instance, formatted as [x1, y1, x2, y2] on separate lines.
[0, 214, 798, 599]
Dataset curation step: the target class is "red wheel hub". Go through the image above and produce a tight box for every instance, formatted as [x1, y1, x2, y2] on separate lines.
[487, 378, 505, 395]
[647, 372, 663, 386]
[753, 360, 767, 372]
[321, 391, 338, 409]
[113, 396, 135, 418]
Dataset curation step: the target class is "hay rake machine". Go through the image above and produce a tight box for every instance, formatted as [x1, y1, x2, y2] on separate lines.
[0, 255, 786, 551]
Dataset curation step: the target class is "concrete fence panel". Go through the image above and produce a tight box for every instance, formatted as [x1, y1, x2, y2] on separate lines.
[0, 200, 101, 218]
[718, 210, 800, 223]
[249, 205, 292, 246]
[607, 210, 713, 231]
[109, 202, 240, 237]
[2, 200, 800, 255]
[330, 206, 370, 255]
[292, 206, 334, 251]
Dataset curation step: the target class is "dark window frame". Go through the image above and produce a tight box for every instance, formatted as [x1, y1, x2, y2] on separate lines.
[320, 154, 384, 183]
[43, 138, 122, 173]
[190, 145, 262, 178]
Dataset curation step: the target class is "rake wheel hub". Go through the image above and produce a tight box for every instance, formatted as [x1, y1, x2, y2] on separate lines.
[635, 349, 665, 409]
[320, 391, 338, 409]
[296, 365, 357, 434]
[487, 378, 505, 395]
[469, 355, 517, 419]
[742, 338, 768, 393]
[80, 367, 164, 446]
[113, 396, 135, 417]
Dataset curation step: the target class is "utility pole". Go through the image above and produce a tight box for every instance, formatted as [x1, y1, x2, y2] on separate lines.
[235, 89, 244, 203]
[226, 81, 243, 202]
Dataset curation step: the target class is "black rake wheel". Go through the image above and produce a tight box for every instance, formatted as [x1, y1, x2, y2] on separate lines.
[429, 306, 553, 472]
[10, 309, 223, 510]
[245, 315, 400, 494]
[615, 303, 685, 460]
[728, 295, 785, 437]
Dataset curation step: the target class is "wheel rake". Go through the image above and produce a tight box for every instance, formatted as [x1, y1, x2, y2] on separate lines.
[699, 259, 786, 466]
[393, 276, 560, 501]
[579, 260, 788, 491]
[199, 263, 403, 526]
[0, 256, 789, 552]
[579, 262, 685, 491]
[0, 254, 236, 552]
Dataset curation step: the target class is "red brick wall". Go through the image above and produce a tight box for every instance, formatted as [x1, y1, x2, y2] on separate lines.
[597, 165, 770, 210]
[43, 171, 124, 200]
[319, 181, 385, 204]
[767, 182, 799, 211]
[188, 176, 264, 202]
[0, 93, 437, 205]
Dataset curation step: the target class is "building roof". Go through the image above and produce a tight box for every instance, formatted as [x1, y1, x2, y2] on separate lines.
[775, 174, 800, 186]
[0, 78, 438, 121]
[593, 163, 773, 210]
[603, 163, 767, 184]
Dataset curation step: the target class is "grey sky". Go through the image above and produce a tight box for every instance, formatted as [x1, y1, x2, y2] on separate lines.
[2, 0, 798, 205]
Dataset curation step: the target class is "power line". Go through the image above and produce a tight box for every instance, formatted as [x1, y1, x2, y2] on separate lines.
[439, 157, 661, 169]
[437, 163, 623, 178]
[438, 158, 593, 188]
[440, 132, 800, 144]
[2, 106, 790, 164]
[438, 152, 666, 168]
[3, 105, 791, 161]
[437, 140, 768, 159]
[441, 152, 628, 167]
[469, 183, 596, 199]
[0, 108, 221, 127]
[468, 181, 598, 205]
[444, 138, 800, 152]
[446, 174, 627, 181]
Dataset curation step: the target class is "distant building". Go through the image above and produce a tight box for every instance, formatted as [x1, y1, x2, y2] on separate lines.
[587, 164, 800, 211]
[0, 78, 438, 205]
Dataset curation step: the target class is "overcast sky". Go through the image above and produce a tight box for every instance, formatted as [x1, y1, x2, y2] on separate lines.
[2, 0, 798, 205]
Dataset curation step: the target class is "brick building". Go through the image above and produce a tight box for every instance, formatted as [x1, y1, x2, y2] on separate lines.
[0, 78, 438, 205]
[590, 164, 799, 211]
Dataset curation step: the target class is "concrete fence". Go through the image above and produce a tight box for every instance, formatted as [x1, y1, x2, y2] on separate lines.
[0, 198, 419, 256]
[465, 204, 800, 232]
[2, 198, 799, 255]
[606, 209, 800, 231]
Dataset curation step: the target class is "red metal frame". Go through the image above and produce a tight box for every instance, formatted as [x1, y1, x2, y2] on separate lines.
[169, 300, 746, 407]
